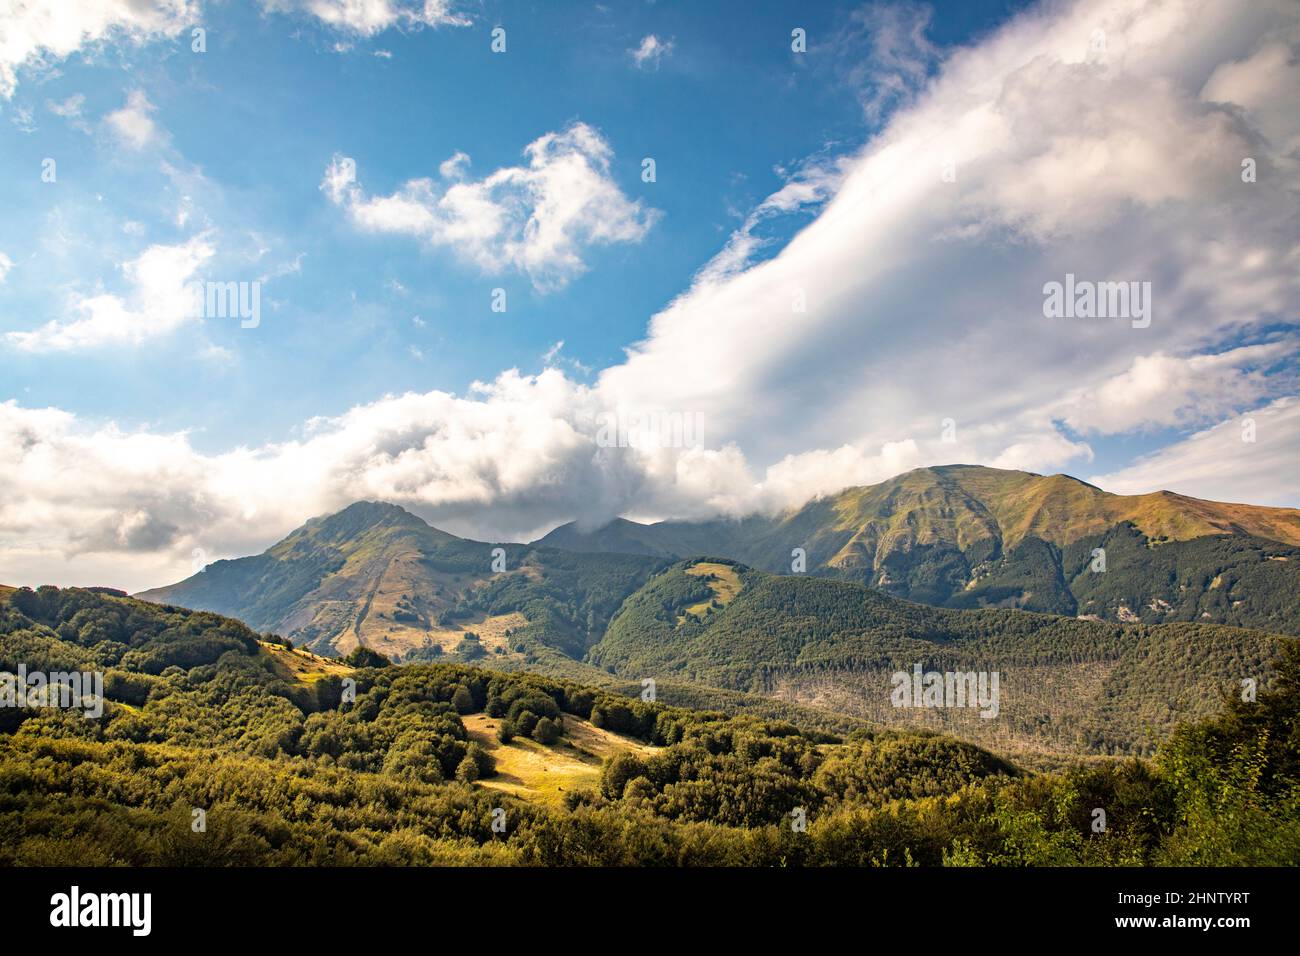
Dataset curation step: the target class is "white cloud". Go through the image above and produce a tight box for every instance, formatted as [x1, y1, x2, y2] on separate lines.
[104, 89, 162, 150]
[1201, 37, 1300, 158]
[829, 2, 940, 120]
[323, 123, 660, 291]
[45, 91, 90, 132]
[0, 251, 12, 283]
[630, 34, 674, 70]
[257, 251, 305, 284]
[1090, 397, 1300, 507]
[540, 340, 591, 377]
[0, 371, 613, 589]
[263, 0, 470, 35]
[438, 150, 470, 180]
[1057, 341, 1296, 434]
[5, 236, 214, 352]
[598, 0, 1300, 485]
[696, 158, 846, 284]
[9, 105, 36, 132]
[0, 0, 468, 94]
[0, 0, 198, 99]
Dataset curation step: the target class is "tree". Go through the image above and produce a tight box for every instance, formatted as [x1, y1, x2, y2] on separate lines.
[451, 686, 474, 714]
[532, 716, 561, 745]
[343, 646, 390, 668]
[514, 710, 539, 738]
[601, 752, 650, 799]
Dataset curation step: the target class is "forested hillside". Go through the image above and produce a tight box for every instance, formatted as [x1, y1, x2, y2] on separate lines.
[589, 559, 1294, 756]
[2, 586, 1296, 866]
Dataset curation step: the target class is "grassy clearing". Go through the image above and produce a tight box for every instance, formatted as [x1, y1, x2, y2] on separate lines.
[679, 561, 743, 622]
[462, 713, 658, 806]
[258, 641, 354, 683]
[417, 611, 527, 654]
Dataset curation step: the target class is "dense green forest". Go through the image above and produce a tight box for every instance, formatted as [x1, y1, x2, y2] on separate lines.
[1062, 524, 1300, 634]
[590, 560, 1292, 755]
[0, 586, 1296, 865]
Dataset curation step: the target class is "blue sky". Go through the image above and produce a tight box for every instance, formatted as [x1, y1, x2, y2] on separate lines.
[0, 0, 1297, 590]
[0, 0, 1033, 451]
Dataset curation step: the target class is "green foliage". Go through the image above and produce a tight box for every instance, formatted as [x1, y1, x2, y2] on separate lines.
[531, 716, 561, 744]
[1, 586, 1296, 866]
[451, 685, 475, 714]
[1065, 524, 1300, 636]
[343, 646, 390, 668]
[590, 561, 1292, 754]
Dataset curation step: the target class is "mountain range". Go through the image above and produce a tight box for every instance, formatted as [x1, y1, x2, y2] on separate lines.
[536, 465, 1300, 630]
[132, 465, 1300, 757]
[142, 465, 1300, 647]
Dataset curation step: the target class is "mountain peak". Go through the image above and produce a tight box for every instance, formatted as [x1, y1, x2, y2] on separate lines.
[335, 499, 424, 522]
[307, 500, 431, 538]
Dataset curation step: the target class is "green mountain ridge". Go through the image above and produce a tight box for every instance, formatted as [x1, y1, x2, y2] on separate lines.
[536, 465, 1300, 633]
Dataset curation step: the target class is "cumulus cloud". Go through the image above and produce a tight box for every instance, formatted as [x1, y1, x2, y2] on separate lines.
[1201, 37, 1300, 158]
[1057, 341, 1297, 434]
[438, 150, 470, 180]
[0, 371, 722, 590]
[0, 0, 468, 100]
[5, 237, 214, 352]
[0, 0, 198, 99]
[4, 0, 1300, 591]
[630, 34, 674, 69]
[323, 123, 660, 291]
